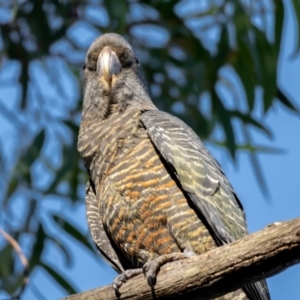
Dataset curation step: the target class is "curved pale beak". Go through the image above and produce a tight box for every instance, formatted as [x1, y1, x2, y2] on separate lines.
[97, 46, 122, 83]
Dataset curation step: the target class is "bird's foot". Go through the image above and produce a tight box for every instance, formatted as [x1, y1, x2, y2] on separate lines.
[113, 268, 143, 296]
[143, 252, 192, 287]
[113, 252, 196, 296]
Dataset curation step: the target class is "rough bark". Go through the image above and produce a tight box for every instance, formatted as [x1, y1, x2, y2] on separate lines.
[63, 217, 300, 300]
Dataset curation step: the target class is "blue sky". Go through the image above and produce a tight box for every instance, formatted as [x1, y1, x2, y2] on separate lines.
[1, 2, 300, 300]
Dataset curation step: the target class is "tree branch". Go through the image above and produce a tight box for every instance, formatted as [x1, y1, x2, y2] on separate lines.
[63, 217, 300, 300]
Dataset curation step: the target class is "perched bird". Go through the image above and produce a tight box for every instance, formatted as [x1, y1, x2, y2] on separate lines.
[78, 33, 270, 300]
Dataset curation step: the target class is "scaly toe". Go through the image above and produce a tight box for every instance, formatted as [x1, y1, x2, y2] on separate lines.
[143, 260, 160, 287]
[112, 269, 143, 296]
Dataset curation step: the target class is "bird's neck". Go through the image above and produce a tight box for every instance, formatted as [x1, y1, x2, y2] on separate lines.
[78, 81, 155, 170]
[110, 75, 157, 114]
[82, 76, 156, 123]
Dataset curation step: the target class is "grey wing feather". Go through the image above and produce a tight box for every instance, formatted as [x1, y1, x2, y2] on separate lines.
[141, 110, 270, 300]
[85, 180, 133, 273]
[141, 110, 245, 244]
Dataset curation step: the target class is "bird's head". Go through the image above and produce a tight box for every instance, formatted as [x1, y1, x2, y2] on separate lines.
[82, 33, 154, 119]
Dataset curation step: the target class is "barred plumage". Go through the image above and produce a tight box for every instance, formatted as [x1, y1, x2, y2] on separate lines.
[78, 33, 270, 300]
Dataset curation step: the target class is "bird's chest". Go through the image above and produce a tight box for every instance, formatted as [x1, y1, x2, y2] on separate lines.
[98, 132, 175, 263]
[97, 127, 215, 263]
[97, 123, 161, 210]
[87, 111, 215, 264]
[81, 110, 142, 185]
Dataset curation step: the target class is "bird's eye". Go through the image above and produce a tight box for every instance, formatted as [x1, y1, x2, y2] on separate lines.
[84, 63, 96, 72]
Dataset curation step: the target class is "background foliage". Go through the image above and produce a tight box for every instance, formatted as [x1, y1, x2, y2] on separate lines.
[0, 0, 299, 298]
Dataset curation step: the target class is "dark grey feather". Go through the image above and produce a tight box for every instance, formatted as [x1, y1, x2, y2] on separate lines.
[141, 110, 270, 300]
[85, 180, 134, 273]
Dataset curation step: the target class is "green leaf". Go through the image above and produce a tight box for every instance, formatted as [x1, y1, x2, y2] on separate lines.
[20, 62, 29, 110]
[47, 155, 72, 195]
[234, 61, 256, 112]
[249, 150, 270, 197]
[291, 0, 300, 55]
[253, 27, 277, 112]
[63, 120, 80, 133]
[51, 214, 95, 254]
[275, 0, 285, 56]
[243, 126, 270, 195]
[46, 235, 72, 266]
[29, 223, 45, 268]
[230, 110, 272, 137]
[233, 36, 256, 111]
[211, 141, 284, 155]
[23, 199, 37, 232]
[5, 176, 18, 205]
[0, 243, 13, 279]
[232, 3, 251, 36]
[276, 87, 300, 113]
[215, 25, 230, 67]
[237, 144, 284, 154]
[0, 238, 25, 295]
[22, 130, 45, 167]
[104, 0, 128, 32]
[214, 94, 236, 158]
[0, 275, 24, 295]
[41, 262, 77, 295]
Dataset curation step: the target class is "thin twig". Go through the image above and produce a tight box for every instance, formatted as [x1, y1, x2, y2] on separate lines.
[0, 228, 28, 268]
[0, 228, 29, 299]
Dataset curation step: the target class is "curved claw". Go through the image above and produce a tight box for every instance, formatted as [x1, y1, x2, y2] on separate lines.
[112, 274, 126, 297]
[142, 252, 189, 287]
[112, 269, 143, 296]
[143, 260, 160, 287]
[112, 253, 192, 296]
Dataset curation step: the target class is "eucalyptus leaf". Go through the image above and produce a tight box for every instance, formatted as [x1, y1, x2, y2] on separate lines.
[41, 262, 77, 295]
[276, 87, 300, 113]
[291, 0, 300, 55]
[30, 223, 46, 268]
[51, 214, 95, 254]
